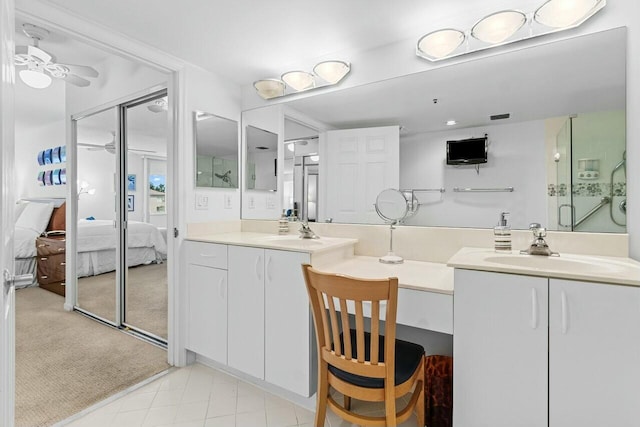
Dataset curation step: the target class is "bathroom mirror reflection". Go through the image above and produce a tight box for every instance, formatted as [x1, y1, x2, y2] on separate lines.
[263, 27, 627, 233]
[194, 111, 239, 188]
[245, 125, 278, 191]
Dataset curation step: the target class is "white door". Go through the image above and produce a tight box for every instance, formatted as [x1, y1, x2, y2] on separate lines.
[227, 245, 264, 379]
[324, 126, 399, 223]
[264, 249, 311, 396]
[1, 0, 16, 424]
[453, 269, 548, 427]
[549, 279, 640, 426]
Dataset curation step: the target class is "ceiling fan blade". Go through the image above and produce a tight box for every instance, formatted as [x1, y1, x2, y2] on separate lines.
[26, 45, 52, 63]
[62, 74, 90, 87]
[58, 63, 99, 78]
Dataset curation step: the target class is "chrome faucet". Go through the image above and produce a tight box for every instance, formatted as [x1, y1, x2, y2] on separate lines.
[299, 221, 319, 239]
[520, 223, 558, 256]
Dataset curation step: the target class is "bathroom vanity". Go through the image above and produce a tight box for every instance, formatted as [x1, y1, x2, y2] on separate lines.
[448, 248, 640, 427]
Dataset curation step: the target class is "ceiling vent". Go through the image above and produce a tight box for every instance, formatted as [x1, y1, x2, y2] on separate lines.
[490, 113, 511, 121]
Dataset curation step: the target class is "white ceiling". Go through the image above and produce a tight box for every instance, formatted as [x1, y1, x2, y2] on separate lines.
[40, 0, 549, 86]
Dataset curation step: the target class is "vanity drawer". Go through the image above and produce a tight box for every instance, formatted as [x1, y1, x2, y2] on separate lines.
[397, 288, 453, 334]
[185, 241, 228, 270]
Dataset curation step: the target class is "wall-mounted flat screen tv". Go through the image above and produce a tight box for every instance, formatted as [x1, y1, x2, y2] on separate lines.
[446, 137, 488, 165]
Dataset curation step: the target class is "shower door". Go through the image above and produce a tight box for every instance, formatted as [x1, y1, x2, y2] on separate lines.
[73, 89, 168, 344]
[555, 118, 573, 231]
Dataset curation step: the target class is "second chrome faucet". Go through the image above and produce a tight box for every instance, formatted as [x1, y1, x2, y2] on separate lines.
[520, 223, 558, 256]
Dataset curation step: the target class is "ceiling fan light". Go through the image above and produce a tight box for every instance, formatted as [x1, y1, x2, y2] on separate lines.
[471, 10, 527, 44]
[313, 61, 350, 84]
[19, 68, 52, 89]
[534, 0, 602, 28]
[281, 71, 315, 92]
[254, 79, 285, 99]
[417, 29, 466, 59]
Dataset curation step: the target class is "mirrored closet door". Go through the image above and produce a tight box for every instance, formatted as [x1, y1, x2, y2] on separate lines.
[73, 89, 169, 344]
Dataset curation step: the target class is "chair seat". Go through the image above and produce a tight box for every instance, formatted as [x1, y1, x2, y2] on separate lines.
[329, 330, 424, 388]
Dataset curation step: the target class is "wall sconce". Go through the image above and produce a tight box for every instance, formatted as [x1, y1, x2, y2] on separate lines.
[254, 60, 350, 100]
[417, 0, 606, 62]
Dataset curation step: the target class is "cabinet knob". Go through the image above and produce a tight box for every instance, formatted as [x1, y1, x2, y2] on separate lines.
[60, 262, 66, 266]
[40, 275, 48, 279]
[57, 248, 64, 252]
[40, 257, 47, 261]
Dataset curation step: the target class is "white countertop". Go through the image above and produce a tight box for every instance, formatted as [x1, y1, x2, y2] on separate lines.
[316, 255, 454, 295]
[447, 247, 640, 287]
[186, 232, 358, 254]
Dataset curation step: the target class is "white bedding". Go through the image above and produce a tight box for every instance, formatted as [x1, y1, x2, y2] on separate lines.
[14, 226, 40, 258]
[77, 219, 167, 257]
[13, 219, 167, 283]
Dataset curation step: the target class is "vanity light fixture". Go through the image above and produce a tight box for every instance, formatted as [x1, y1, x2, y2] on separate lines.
[416, 0, 605, 61]
[254, 60, 350, 100]
[281, 71, 315, 91]
[471, 10, 527, 44]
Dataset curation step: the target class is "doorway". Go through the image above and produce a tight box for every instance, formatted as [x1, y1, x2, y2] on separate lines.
[74, 89, 169, 344]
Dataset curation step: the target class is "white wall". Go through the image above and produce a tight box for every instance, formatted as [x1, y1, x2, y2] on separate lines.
[14, 78, 66, 199]
[400, 120, 546, 230]
[184, 65, 242, 224]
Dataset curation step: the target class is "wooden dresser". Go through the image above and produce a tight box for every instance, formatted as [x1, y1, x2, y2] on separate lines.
[36, 235, 66, 296]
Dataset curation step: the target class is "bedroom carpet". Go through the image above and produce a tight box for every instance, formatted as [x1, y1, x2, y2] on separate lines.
[15, 287, 170, 427]
[77, 262, 168, 339]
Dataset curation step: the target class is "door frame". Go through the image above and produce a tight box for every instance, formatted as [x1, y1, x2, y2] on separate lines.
[15, 3, 187, 369]
[1, 0, 16, 424]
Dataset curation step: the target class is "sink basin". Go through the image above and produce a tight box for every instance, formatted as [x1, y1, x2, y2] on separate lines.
[484, 255, 627, 274]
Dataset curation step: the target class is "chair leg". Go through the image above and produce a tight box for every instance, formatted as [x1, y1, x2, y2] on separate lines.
[343, 395, 351, 411]
[385, 386, 397, 427]
[315, 361, 329, 427]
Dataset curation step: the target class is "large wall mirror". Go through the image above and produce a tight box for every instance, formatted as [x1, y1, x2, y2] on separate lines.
[245, 125, 278, 191]
[242, 27, 627, 233]
[194, 111, 239, 188]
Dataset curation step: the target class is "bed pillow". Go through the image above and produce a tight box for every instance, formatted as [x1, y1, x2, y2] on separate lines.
[47, 202, 66, 231]
[15, 201, 54, 234]
[14, 202, 28, 222]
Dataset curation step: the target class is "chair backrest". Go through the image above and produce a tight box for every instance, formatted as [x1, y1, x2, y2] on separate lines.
[302, 264, 399, 382]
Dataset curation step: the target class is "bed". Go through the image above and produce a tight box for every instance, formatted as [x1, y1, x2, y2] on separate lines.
[76, 219, 167, 277]
[13, 199, 167, 288]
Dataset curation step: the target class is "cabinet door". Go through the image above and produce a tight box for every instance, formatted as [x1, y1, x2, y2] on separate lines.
[228, 245, 265, 379]
[264, 249, 312, 396]
[186, 263, 227, 364]
[549, 279, 640, 427]
[453, 269, 548, 427]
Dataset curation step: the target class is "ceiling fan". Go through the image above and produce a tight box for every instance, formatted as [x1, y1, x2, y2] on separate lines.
[14, 23, 99, 88]
[78, 131, 157, 154]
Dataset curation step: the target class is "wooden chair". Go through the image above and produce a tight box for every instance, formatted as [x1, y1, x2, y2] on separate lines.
[302, 264, 425, 427]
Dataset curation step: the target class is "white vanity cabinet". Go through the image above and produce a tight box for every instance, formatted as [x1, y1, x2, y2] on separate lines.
[228, 245, 265, 379]
[264, 249, 312, 396]
[454, 269, 640, 427]
[453, 269, 549, 427]
[227, 245, 313, 396]
[184, 241, 228, 365]
[548, 278, 640, 427]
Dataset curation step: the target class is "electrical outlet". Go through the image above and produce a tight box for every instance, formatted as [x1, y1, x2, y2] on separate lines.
[195, 193, 209, 210]
[248, 196, 255, 209]
[224, 194, 232, 209]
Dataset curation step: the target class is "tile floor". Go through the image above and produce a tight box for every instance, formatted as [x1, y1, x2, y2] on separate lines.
[62, 363, 420, 427]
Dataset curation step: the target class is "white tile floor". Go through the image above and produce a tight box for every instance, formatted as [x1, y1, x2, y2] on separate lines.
[62, 363, 420, 427]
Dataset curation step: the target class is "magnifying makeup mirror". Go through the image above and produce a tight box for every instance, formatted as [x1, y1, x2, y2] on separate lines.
[374, 189, 417, 264]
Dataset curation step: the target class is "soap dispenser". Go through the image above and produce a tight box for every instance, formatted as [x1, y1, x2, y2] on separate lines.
[494, 212, 512, 252]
